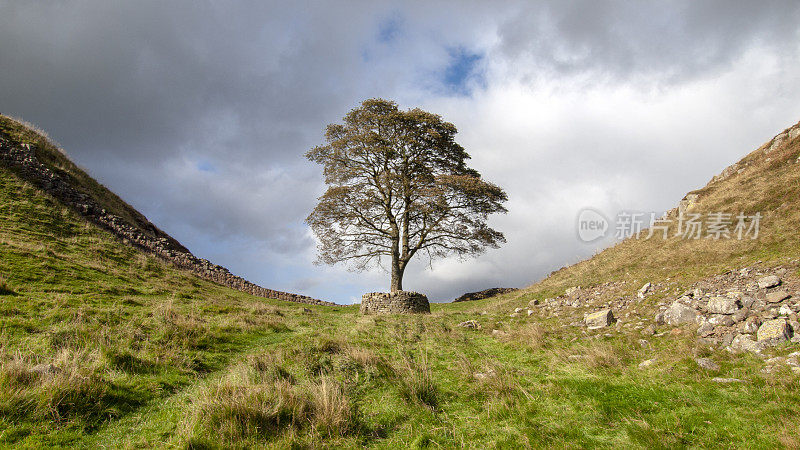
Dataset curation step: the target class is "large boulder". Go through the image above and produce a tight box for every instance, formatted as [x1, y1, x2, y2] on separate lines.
[765, 290, 791, 303]
[585, 309, 614, 329]
[707, 297, 740, 315]
[730, 334, 764, 353]
[360, 291, 431, 315]
[757, 275, 781, 289]
[657, 300, 697, 325]
[757, 319, 791, 344]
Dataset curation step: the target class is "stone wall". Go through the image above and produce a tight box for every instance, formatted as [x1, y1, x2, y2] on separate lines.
[359, 291, 431, 314]
[0, 135, 334, 306]
[454, 287, 517, 302]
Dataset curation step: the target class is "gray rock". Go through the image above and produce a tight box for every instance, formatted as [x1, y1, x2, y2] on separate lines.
[712, 377, 745, 383]
[697, 321, 715, 337]
[758, 275, 781, 289]
[765, 290, 791, 303]
[638, 282, 652, 299]
[779, 305, 794, 316]
[732, 308, 749, 323]
[740, 316, 760, 334]
[740, 296, 756, 309]
[565, 286, 580, 296]
[695, 358, 720, 371]
[757, 319, 791, 343]
[662, 300, 697, 325]
[763, 308, 779, 319]
[473, 368, 496, 380]
[32, 363, 61, 377]
[708, 314, 735, 327]
[730, 334, 764, 353]
[585, 309, 614, 329]
[721, 333, 735, 347]
[638, 358, 657, 369]
[458, 320, 481, 329]
[707, 297, 740, 315]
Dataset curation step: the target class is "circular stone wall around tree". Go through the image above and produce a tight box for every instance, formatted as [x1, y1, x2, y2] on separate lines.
[359, 291, 431, 315]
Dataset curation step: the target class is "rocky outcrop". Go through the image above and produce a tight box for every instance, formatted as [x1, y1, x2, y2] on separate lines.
[360, 291, 430, 314]
[0, 135, 334, 306]
[454, 287, 517, 302]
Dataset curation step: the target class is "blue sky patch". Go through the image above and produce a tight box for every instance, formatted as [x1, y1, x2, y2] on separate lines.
[196, 160, 217, 173]
[377, 14, 401, 43]
[441, 47, 485, 96]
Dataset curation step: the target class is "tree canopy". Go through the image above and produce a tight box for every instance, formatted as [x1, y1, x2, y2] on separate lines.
[306, 98, 507, 292]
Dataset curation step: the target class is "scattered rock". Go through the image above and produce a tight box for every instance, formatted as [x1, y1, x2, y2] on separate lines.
[473, 368, 496, 380]
[697, 321, 715, 337]
[638, 358, 657, 369]
[514, 307, 524, 314]
[637, 282, 651, 299]
[458, 320, 481, 329]
[730, 334, 764, 353]
[32, 363, 61, 377]
[740, 316, 761, 334]
[641, 324, 656, 336]
[695, 358, 720, 371]
[585, 309, 614, 329]
[757, 319, 791, 343]
[779, 305, 794, 316]
[527, 309, 534, 316]
[658, 300, 697, 325]
[758, 275, 781, 289]
[565, 286, 580, 297]
[712, 377, 745, 384]
[528, 299, 540, 307]
[708, 314, 735, 327]
[732, 308, 749, 323]
[765, 290, 791, 303]
[707, 297, 740, 315]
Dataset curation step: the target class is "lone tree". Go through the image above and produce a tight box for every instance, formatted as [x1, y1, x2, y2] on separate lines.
[306, 99, 507, 292]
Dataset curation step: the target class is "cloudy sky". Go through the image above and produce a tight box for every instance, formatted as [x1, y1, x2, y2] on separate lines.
[2, 1, 799, 303]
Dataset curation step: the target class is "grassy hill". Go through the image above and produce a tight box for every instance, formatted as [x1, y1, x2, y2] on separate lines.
[1, 117, 799, 447]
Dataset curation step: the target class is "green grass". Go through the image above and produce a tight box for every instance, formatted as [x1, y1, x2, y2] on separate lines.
[1, 119, 800, 447]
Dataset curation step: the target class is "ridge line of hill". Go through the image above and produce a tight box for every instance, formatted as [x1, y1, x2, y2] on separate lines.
[0, 118, 334, 306]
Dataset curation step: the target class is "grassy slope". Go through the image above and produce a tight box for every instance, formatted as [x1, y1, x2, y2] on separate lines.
[501, 121, 800, 307]
[0, 114, 186, 250]
[0, 120, 799, 447]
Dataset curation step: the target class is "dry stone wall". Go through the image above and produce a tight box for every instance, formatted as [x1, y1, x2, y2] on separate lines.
[454, 287, 517, 303]
[0, 136, 334, 306]
[360, 291, 431, 314]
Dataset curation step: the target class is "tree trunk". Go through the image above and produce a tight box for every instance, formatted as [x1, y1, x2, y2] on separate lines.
[390, 253, 404, 292]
